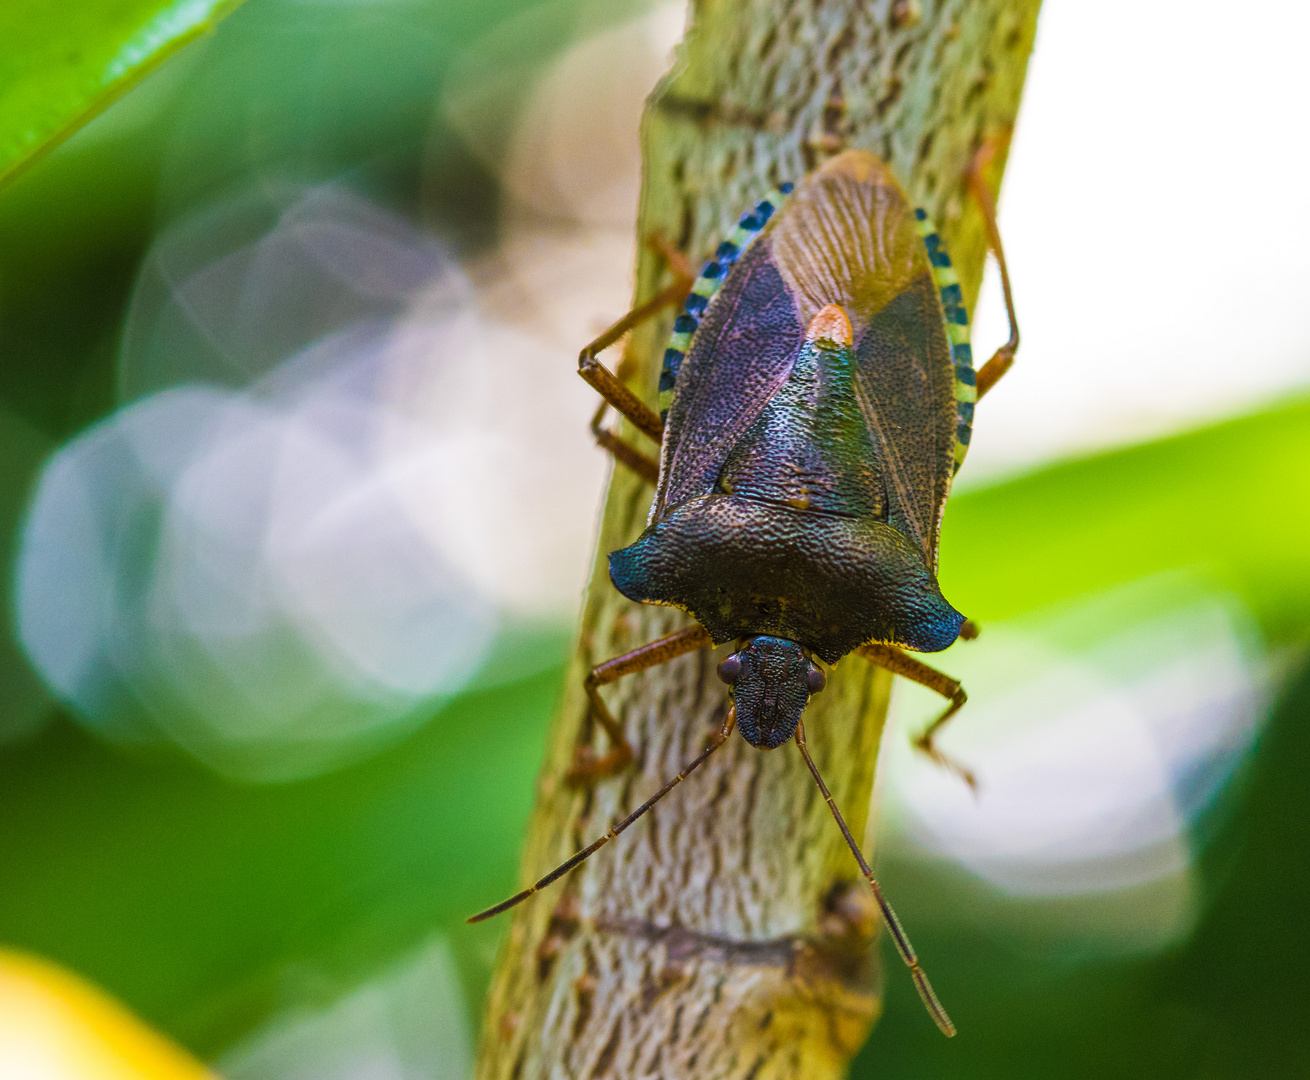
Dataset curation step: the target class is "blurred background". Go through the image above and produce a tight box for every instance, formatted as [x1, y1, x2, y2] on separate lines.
[0, 0, 1306, 1076]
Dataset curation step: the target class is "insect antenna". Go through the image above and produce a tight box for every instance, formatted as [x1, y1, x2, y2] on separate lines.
[793, 720, 956, 1038]
[468, 707, 737, 924]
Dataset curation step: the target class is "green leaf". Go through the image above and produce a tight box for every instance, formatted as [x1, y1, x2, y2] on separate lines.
[0, 0, 245, 189]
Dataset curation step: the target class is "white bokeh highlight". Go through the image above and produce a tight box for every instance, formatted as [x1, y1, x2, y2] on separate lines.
[15, 177, 620, 780]
[965, 0, 1310, 482]
[17, 4, 691, 779]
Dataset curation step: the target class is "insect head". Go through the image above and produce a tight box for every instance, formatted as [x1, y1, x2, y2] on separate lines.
[716, 635, 826, 749]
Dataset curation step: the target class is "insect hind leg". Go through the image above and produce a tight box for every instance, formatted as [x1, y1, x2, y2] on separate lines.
[567, 624, 713, 787]
[967, 136, 1020, 400]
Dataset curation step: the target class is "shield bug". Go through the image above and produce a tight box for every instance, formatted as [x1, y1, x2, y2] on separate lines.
[470, 145, 1020, 1038]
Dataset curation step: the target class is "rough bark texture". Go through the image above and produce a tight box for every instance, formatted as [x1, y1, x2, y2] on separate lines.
[475, 1, 1040, 1077]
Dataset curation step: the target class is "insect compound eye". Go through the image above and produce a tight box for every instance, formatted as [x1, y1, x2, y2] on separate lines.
[806, 666, 827, 694]
[716, 654, 742, 685]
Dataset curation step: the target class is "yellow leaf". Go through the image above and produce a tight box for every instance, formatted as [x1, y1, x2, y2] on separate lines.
[0, 950, 216, 1080]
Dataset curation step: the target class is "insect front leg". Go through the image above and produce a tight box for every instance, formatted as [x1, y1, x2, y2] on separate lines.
[967, 137, 1020, 401]
[578, 237, 693, 484]
[568, 624, 713, 787]
[855, 644, 976, 791]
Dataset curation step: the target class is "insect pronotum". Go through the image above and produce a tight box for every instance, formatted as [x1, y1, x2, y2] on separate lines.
[471, 144, 1020, 1039]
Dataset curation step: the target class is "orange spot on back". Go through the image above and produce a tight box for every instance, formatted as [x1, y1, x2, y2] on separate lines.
[805, 304, 853, 346]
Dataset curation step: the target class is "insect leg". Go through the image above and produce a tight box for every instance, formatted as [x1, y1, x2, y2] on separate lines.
[588, 399, 659, 486]
[794, 721, 956, 1037]
[968, 137, 1020, 401]
[568, 624, 714, 786]
[468, 706, 736, 923]
[855, 644, 976, 791]
[578, 237, 693, 482]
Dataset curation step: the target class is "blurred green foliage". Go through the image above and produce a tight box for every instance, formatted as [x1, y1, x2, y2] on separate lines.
[0, 0, 1306, 1075]
[941, 401, 1310, 648]
[0, 667, 555, 1053]
[0, 0, 245, 187]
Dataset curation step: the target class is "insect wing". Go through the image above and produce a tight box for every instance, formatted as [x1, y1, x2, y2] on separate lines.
[652, 238, 805, 521]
